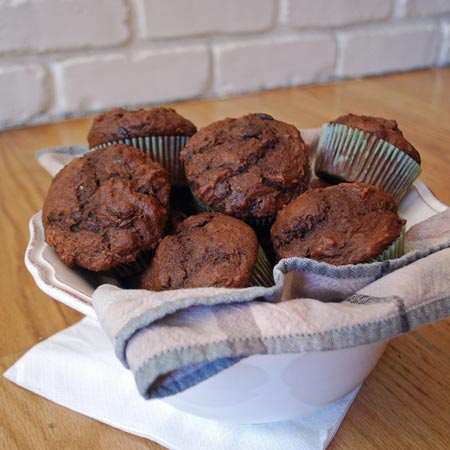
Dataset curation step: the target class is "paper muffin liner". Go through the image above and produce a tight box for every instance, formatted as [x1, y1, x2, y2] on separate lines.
[315, 123, 422, 202]
[191, 192, 276, 231]
[249, 246, 274, 287]
[244, 215, 276, 230]
[91, 136, 190, 186]
[109, 251, 151, 278]
[372, 225, 405, 262]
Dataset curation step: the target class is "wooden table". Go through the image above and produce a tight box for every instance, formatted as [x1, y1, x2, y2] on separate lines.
[1, 68, 449, 449]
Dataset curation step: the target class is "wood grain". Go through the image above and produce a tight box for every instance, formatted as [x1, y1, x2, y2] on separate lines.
[329, 333, 450, 450]
[1, 68, 449, 449]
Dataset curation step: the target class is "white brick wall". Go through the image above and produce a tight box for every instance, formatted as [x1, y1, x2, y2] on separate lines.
[0, 0, 128, 54]
[0, 0, 448, 129]
[281, 0, 394, 28]
[405, 0, 450, 17]
[440, 20, 450, 64]
[337, 23, 439, 77]
[52, 46, 210, 111]
[134, 0, 275, 39]
[214, 36, 336, 94]
[0, 65, 47, 124]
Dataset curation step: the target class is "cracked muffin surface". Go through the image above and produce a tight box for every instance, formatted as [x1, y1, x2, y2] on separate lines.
[271, 183, 404, 265]
[43, 144, 170, 272]
[180, 113, 310, 219]
[141, 212, 258, 290]
[87, 107, 197, 148]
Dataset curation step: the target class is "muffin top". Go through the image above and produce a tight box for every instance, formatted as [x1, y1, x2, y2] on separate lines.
[331, 113, 421, 164]
[43, 145, 170, 272]
[180, 113, 310, 219]
[87, 107, 197, 148]
[141, 212, 258, 290]
[271, 183, 404, 265]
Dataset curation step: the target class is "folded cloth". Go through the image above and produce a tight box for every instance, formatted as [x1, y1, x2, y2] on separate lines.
[3, 317, 360, 450]
[93, 209, 450, 399]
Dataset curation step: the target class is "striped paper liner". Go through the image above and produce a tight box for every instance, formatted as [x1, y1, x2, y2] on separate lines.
[315, 123, 422, 202]
[109, 251, 151, 278]
[91, 136, 190, 186]
[373, 225, 405, 262]
[249, 246, 274, 287]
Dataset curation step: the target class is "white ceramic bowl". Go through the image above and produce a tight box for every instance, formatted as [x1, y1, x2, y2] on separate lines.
[25, 130, 447, 424]
[163, 342, 386, 423]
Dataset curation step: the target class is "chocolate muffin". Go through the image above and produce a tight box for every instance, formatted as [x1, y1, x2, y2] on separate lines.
[271, 183, 405, 265]
[332, 114, 420, 163]
[314, 113, 421, 202]
[180, 113, 310, 227]
[141, 212, 271, 290]
[87, 107, 197, 185]
[43, 145, 170, 273]
[87, 107, 197, 147]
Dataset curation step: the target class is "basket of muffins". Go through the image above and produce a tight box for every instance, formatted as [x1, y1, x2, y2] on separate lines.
[42, 108, 421, 291]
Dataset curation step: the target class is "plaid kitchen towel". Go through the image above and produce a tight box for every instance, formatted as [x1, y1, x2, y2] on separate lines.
[92, 208, 450, 399]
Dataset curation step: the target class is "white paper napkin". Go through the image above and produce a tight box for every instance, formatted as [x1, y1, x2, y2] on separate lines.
[4, 317, 359, 450]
